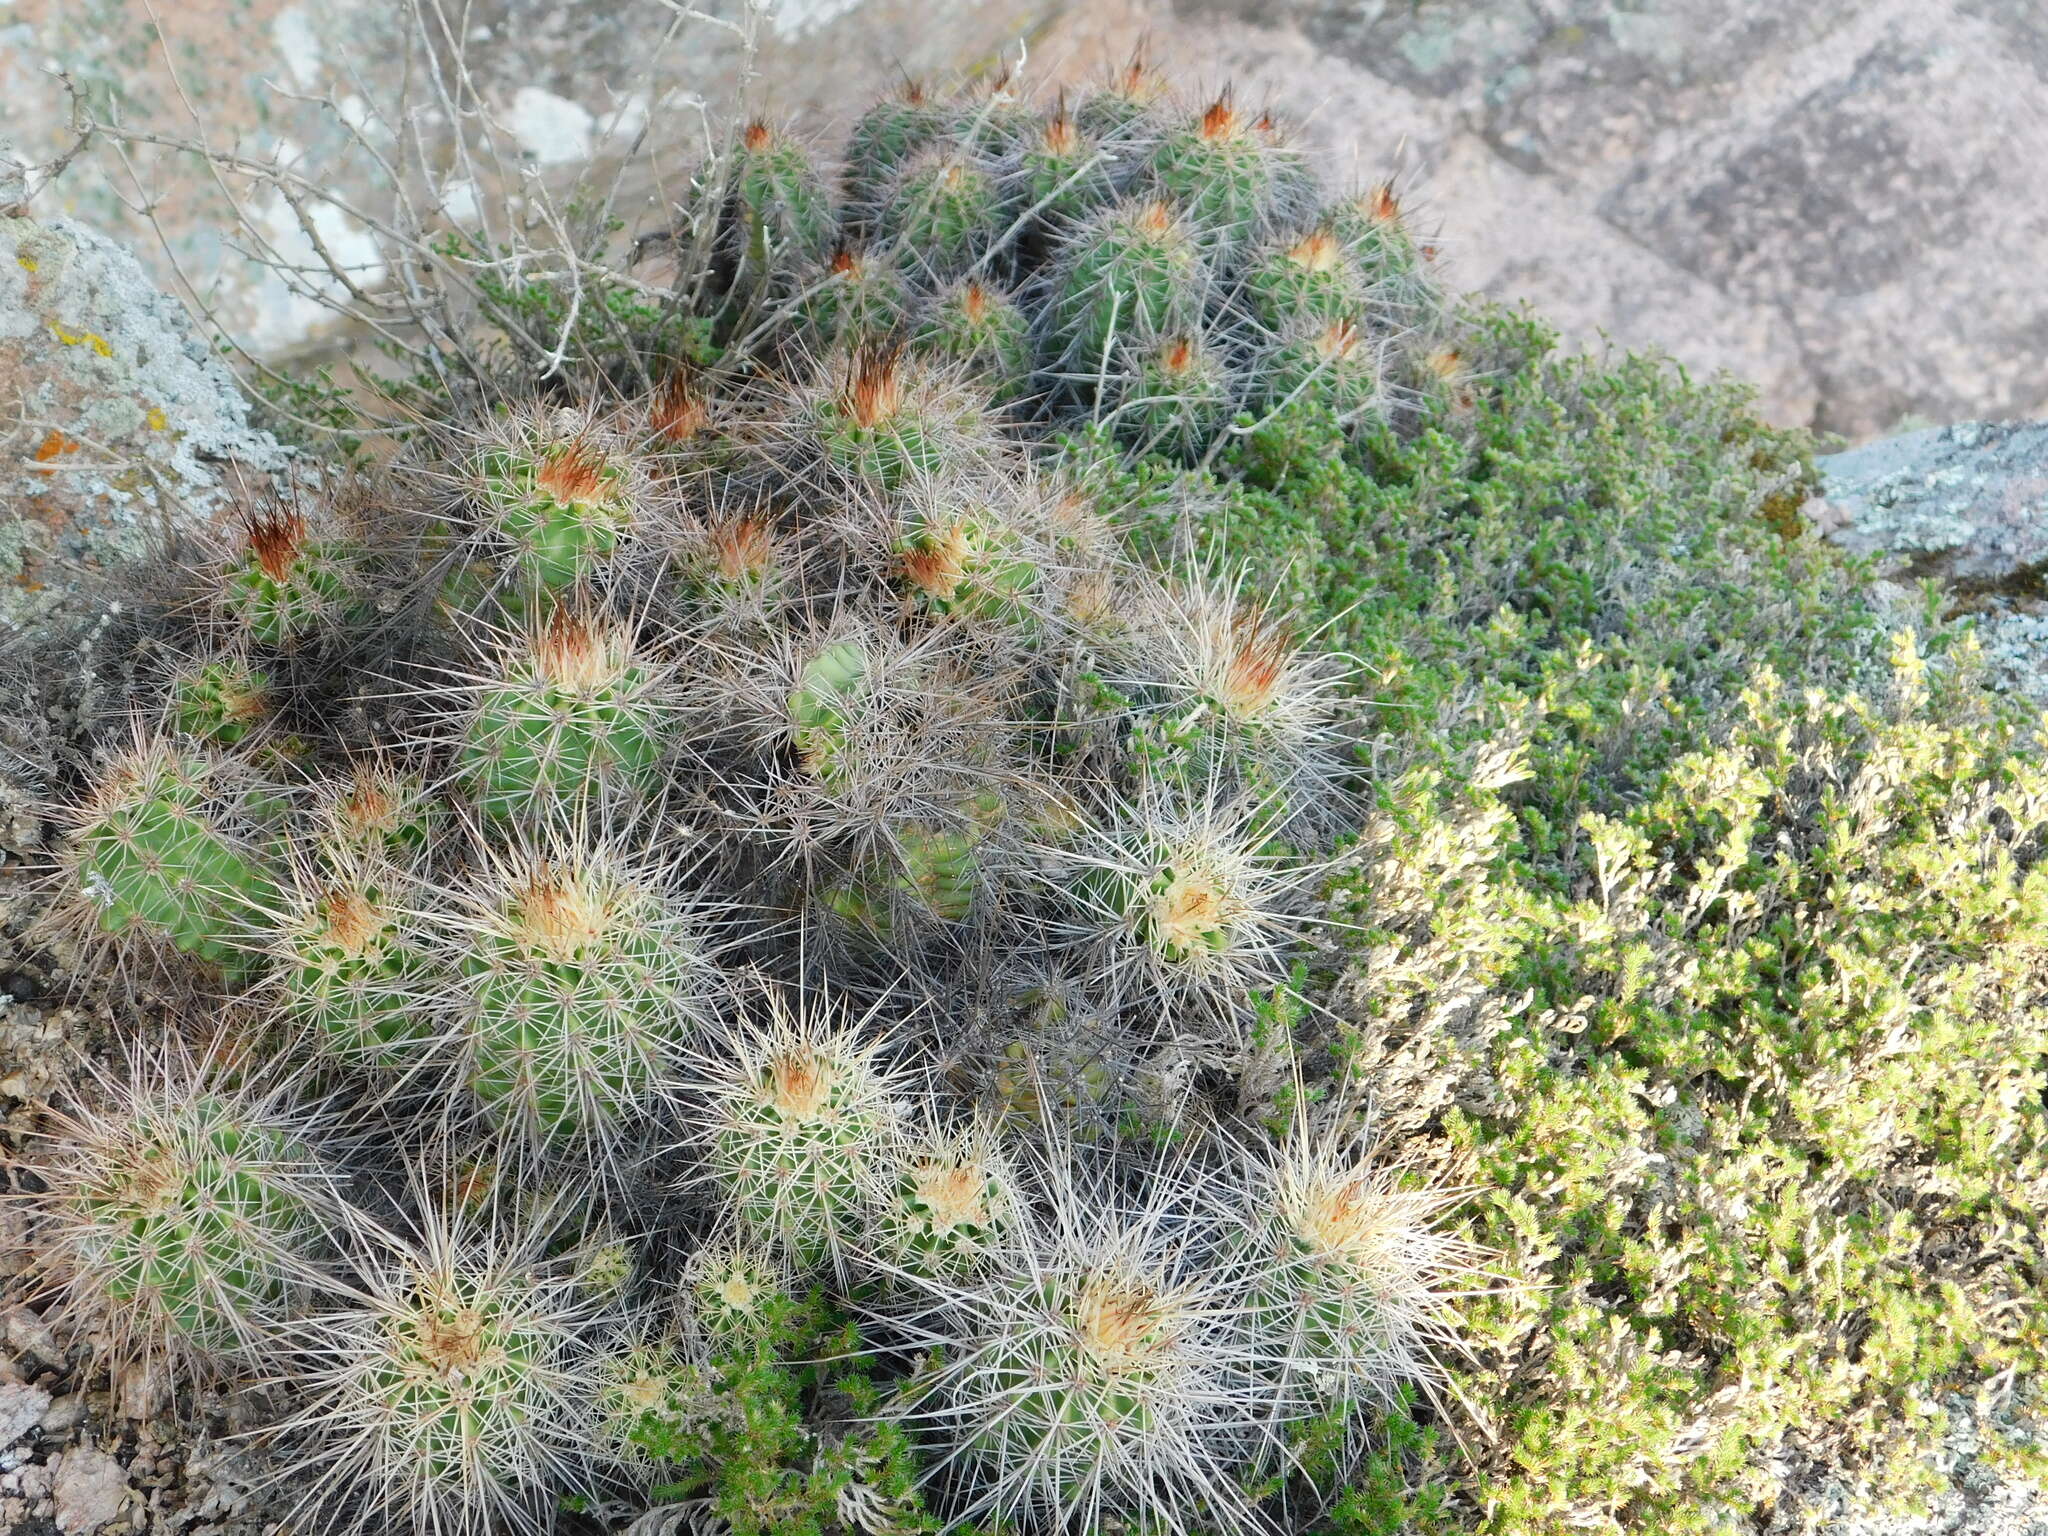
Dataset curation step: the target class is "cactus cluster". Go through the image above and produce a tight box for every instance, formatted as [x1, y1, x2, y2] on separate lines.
[708, 61, 1456, 460]
[16, 62, 1480, 1536]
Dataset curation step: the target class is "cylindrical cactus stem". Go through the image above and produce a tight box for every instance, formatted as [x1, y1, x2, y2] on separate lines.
[1046, 199, 1209, 394]
[827, 786, 1006, 942]
[1241, 224, 1372, 329]
[287, 1206, 603, 1536]
[803, 344, 988, 492]
[799, 245, 910, 349]
[1327, 182, 1445, 322]
[1074, 50, 1171, 142]
[682, 1232, 794, 1346]
[61, 738, 281, 968]
[472, 424, 642, 598]
[844, 79, 951, 212]
[911, 279, 1034, 403]
[677, 501, 789, 624]
[1239, 1124, 1478, 1437]
[1006, 101, 1121, 231]
[788, 639, 872, 788]
[960, 968, 1131, 1140]
[595, 1332, 714, 1470]
[456, 606, 675, 820]
[685, 988, 905, 1275]
[869, 1115, 1013, 1282]
[950, 68, 1040, 158]
[1057, 794, 1307, 1017]
[880, 145, 1006, 282]
[729, 119, 835, 280]
[272, 858, 438, 1069]
[1144, 94, 1312, 260]
[217, 501, 357, 648]
[893, 489, 1041, 622]
[1254, 315, 1386, 425]
[880, 1143, 1267, 1532]
[168, 654, 273, 748]
[1408, 341, 1480, 419]
[453, 841, 711, 1150]
[25, 1046, 343, 1371]
[1102, 331, 1237, 461]
[1111, 577, 1353, 829]
[314, 761, 440, 863]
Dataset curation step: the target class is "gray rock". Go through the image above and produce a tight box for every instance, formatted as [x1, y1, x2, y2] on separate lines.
[1814, 419, 2048, 701]
[51, 1448, 127, 1535]
[0, 1384, 50, 1448]
[0, 211, 296, 626]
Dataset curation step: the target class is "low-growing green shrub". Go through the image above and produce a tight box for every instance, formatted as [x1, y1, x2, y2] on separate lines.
[1315, 635, 2048, 1532]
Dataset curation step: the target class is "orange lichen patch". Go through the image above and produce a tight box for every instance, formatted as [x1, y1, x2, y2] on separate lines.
[243, 506, 309, 582]
[31, 429, 81, 475]
[840, 346, 906, 429]
[742, 119, 775, 153]
[534, 439, 612, 507]
[650, 369, 711, 444]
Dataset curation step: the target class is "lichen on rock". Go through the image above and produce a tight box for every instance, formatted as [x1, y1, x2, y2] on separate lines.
[1, 211, 294, 631]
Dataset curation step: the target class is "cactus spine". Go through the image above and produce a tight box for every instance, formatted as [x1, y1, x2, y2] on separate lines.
[691, 994, 901, 1273]
[457, 847, 707, 1147]
[457, 607, 673, 820]
[65, 739, 278, 967]
[29, 1052, 338, 1368]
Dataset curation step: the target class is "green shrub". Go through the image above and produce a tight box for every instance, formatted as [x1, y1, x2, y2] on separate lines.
[1314, 635, 2048, 1532]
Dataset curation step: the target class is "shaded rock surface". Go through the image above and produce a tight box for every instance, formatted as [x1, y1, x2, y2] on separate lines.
[1815, 419, 2048, 702]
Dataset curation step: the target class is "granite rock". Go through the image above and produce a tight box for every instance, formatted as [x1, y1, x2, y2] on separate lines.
[0, 210, 294, 627]
[1814, 419, 2048, 702]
